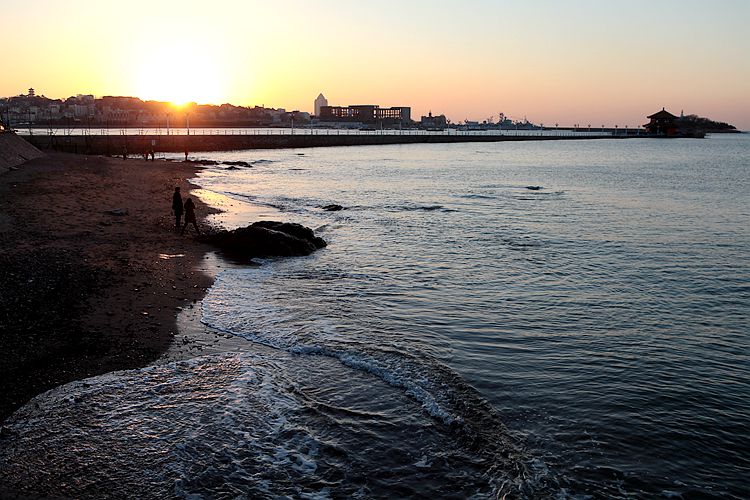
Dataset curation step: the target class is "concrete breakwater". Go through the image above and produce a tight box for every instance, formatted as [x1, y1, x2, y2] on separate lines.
[25, 132, 621, 155]
[0, 132, 45, 171]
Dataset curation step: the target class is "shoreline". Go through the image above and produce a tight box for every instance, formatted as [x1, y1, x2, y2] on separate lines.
[157, 251, 260, 364]
[0, 152, 222, 422]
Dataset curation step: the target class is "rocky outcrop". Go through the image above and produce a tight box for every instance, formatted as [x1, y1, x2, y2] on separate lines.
[200, 221, 326, 259]
[321, 204, 344, 211]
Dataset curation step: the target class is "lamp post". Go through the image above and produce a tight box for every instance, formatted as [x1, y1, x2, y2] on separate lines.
[184, 112, 191, 162]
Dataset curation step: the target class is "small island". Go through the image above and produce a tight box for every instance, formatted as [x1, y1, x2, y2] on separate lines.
[679, 113, 738, 133]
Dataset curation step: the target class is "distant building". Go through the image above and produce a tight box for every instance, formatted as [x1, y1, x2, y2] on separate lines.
[314, 93, 328, 116]
[319, 104, 411, 125]
[644, 107, 678, 135]
[644, 107, 705, 138]
[28, 88, 35, 97]
[420, 111, 447, 130]
[376, 106, 410, 122]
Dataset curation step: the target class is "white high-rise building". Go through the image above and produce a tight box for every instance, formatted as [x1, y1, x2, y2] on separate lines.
[314, 93, 328, 116]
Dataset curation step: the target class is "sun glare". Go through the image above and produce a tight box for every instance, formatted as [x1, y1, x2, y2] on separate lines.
[134, 42, 226, 105]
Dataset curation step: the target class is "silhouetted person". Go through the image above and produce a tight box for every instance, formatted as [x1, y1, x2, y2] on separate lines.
[172, 187, 183, 229]
[181, 197, 200, 235]
[184, 148, 189, 162]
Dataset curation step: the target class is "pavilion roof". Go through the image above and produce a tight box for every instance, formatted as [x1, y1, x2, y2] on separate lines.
[647, 108, 678, 120]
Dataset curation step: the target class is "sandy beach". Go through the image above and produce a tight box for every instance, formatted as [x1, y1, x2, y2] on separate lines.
[0, 152, 219, 421]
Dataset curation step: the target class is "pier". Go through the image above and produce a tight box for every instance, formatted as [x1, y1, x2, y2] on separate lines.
[18, 128, 627, 155]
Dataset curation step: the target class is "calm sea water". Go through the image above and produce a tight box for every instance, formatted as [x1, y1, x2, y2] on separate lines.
[2, 136, 748, 498]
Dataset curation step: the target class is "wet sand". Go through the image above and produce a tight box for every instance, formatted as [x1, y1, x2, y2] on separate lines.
[0, 152, 223, 421]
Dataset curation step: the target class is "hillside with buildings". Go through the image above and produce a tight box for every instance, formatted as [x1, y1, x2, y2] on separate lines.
[0, 89, 308, 129]
[2, 88, 547, 132]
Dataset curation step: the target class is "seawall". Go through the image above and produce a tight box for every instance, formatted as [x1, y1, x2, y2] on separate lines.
[0, 132, 45, 171]
[24, 132, 621, 155]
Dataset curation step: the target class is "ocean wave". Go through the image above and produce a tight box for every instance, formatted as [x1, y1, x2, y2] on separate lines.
[504, 237, 545, 250]
[289, 344, 460, 425]
[385, 204, 457, 212]
[454, 193, 497, 200]
[224, 190, 259, 202]
[202, 274, 464, 426]
[219, 190, 304, 214]
[199, 278, 558, 496]
[0, 351, 555, 498]
[511, 190, 565, 201]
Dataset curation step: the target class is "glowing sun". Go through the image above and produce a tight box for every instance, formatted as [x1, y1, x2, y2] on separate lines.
[134, 41, 226, 105]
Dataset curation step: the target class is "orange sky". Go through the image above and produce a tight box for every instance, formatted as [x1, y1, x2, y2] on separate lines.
[2, 0, 749, 129]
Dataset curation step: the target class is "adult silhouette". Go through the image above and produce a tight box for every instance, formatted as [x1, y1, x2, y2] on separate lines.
[181, 197, 200, 235]
[171, 187, 183, 229]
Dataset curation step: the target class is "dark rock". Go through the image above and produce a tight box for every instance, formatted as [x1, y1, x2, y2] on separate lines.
[200, 221, 326, 259]
[223, 161, 251, 167]
[321, 204, 344, 211]
[184, 159, 219, 165]
[105, 208, 128, 216]
[526, 186, 542, 191]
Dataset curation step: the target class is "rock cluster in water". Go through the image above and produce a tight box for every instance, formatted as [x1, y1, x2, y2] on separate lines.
[200, 221, 326, 258]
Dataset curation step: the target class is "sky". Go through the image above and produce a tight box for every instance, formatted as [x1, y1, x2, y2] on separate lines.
[2, 0, 749, 129]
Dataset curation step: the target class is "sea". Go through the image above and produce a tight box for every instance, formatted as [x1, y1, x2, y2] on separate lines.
[1, 135, 748, 499]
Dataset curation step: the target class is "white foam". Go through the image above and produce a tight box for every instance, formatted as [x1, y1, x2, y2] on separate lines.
[414, 455, 432, 468]
[290, 344, 460, 425]
[204, 265, 466, 426]
[0, 353, 333, 498]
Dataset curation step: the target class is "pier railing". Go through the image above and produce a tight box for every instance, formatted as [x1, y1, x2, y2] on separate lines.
[17, 127, 619, 138]
[19, 127, 631, 155]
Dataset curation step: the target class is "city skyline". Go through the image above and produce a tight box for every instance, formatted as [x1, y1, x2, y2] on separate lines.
[2, 0, 749, 129]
